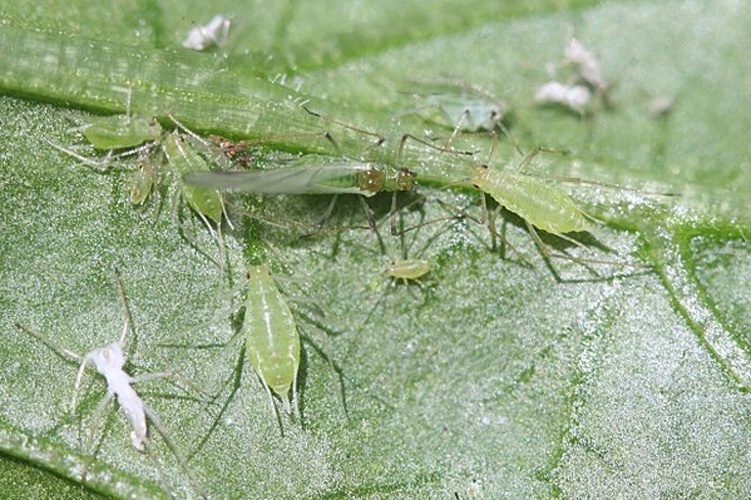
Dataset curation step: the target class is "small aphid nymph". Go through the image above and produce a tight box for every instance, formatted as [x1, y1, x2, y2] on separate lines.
[162, 131, 226, 225]
[404, 79, 509, 134]
[386, 258, 431, 285]
[129, 151, 157, 206]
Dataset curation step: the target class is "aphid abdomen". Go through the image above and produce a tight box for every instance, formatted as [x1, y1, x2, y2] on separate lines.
[118, 385, 148, 451]
[473, 167, 590, 235]
[244, 265, 301, 415]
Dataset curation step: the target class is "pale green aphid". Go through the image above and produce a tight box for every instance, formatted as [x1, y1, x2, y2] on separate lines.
[129, 151, 156, 206]
[161, 131, 225, 225]
[470, 155, 592, 238]
[386, 258, 431, 284]
[81, 114, 162, 150]
[244, 264, 301, 420]
[404, 79, 509, 133]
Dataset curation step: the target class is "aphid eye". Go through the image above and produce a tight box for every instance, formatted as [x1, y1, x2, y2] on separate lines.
[480, 164, 490, 170]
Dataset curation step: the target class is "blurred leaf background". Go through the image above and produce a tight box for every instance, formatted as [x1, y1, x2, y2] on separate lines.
[0, 0, 749, 498]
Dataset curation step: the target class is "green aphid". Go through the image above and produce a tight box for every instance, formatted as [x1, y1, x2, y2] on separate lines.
[81, 114, 162, 150]
[243, 265, 301, 420]
[128, 152, 156, 206]
[161, 132, 225, 225]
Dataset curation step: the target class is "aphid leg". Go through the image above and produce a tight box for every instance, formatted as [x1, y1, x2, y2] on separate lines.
[390, 133, 474, 235]
[484, 200, 536, 269]
[142, 404, 208, 498]
[294, 321, 350, 424]
[290, 354, 301, 422]
[524, 219, 653, 279]
[46, 139, 156, 172]
[188, 338, 246, 460]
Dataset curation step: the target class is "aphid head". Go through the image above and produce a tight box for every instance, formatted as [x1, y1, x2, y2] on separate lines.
[481, 103, 505, 131]
[88, 342, 126, 371]
[357, 167, 386, 194]
[395, 168, 417, 192]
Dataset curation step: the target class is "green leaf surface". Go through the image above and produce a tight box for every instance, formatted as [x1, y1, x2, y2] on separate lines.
[1, 0, 749, 498]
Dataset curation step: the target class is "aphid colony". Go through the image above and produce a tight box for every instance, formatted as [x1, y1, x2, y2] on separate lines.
[26, 33, 670, 496]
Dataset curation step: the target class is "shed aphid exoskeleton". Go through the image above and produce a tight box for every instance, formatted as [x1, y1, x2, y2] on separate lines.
[539, 37, 616, 112]
[402, 79, 510, 135]
[563, 38, 608, 95]
[244, 264, 302, 423]
[182, 15, 231, 51]
[534, 81, 592, 116]
[14, 272, 204, 497]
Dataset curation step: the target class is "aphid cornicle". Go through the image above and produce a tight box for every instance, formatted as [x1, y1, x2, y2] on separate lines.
[243, 265, 301, 420]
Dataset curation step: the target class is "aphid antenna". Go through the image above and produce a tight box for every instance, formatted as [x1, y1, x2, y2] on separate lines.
[229, 204, 371, 241]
